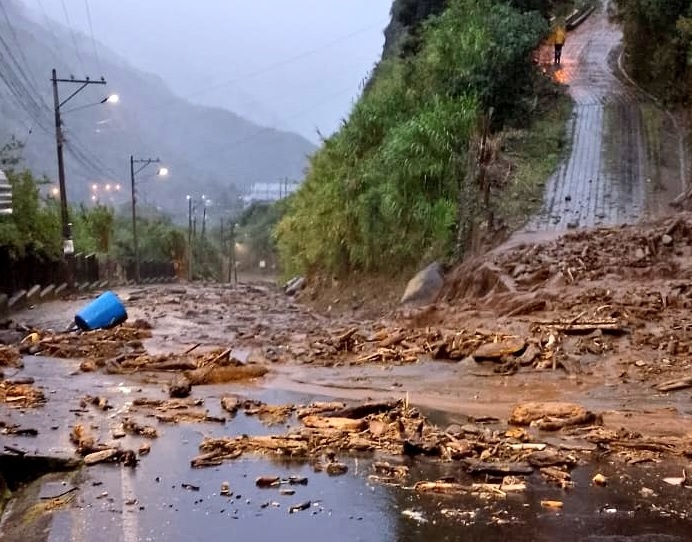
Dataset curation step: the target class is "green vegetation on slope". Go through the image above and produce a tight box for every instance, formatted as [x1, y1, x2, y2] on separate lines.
[616, 0, 692, 103]
[277, 0, 553, 276]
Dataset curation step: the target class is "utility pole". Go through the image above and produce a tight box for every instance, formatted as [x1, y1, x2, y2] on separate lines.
[130, 156, 164, 284]
[202, 204, 207, 239]
[52, 69, 106, 286]
[219, 217, 224, 281]
[229, 221, 238, 286]
[187, 195, 193, 281]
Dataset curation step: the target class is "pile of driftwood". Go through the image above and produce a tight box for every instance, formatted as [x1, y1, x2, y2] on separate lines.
[192, 399, 692, 489]
[25, 325, 151, 368]
[69, 424, 143, 467]
[128, 397, 226, 424]
[192, 401, 586, 474]
[298, 314, 627, 373]
[103, 346, 268, 384]
[0, 379, 45, 408]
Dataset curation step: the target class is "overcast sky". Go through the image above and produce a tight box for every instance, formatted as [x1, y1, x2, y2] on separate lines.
[23, 0, 392, 142]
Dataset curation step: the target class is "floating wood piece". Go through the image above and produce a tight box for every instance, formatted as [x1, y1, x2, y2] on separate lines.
[527, 450, 577, 468]
[656, 376, 692, 392]
[414, 480, 467, 494]
[462, 459, 533, 476]
[509, 402, 597, 430]
[378, 331, 407, 348]
[184, 343, 202, 355]
[255, 476, 281, 488]
[541, 500, 563, 509]
[301, 416, 366, 432]
[145, 360, 198, 372]
[84, 449, 119, 465]
[537, 320, 627, 335]
[472, 338, 527, 361]
[327, 401, 400, 420]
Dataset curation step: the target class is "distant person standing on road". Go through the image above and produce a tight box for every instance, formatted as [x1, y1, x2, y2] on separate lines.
[553, 24, 566, 65]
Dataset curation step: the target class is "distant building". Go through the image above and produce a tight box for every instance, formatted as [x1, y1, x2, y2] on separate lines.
[242, 181, 298, 206]
[0, 170, 12, 215]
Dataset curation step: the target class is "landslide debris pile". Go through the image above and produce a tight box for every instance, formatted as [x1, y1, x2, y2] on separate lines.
[444, 213, 692, 301]
[192, 399, 692, 490]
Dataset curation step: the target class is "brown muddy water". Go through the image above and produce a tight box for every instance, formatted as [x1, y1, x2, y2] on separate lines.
[1, 357, 692, 542]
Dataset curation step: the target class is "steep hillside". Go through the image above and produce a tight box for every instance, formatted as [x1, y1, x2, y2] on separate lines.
[0, 0, 315, 215]
[277, 0, 555, 276]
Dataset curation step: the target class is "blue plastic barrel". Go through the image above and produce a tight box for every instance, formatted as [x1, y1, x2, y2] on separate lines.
[74, 291, 128, 331]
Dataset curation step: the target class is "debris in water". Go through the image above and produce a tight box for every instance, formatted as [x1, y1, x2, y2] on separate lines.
[401, 509, 428, 523]
[541, 500, 563, 510]
[256, 476, 280, 488]
[592, 473, 607, 486]
[663, 469, 687, 486]
[181, 483, 200, 491]
[288, 501, 311, 514]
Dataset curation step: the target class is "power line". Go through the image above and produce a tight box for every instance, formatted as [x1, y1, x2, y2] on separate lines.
[0, 49, 52, 133]
[59, 0, 86, 72]
[147, 20, 386, 112]
[0, 0, 42, 95]
[83, 0, 102, 74]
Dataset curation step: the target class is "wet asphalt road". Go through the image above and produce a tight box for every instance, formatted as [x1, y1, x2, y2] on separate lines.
[522, 4, 684, 236]
[3, 356, 692, 542]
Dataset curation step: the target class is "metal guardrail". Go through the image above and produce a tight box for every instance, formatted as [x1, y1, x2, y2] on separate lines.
[0, 169, 12, 215]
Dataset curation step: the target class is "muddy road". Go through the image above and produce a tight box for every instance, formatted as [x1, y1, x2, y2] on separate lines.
[5, 210, 692, 542]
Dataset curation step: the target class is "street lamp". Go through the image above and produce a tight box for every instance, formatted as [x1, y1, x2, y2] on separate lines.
[52, 69, 116, 286]
[130, 155, 168, 283]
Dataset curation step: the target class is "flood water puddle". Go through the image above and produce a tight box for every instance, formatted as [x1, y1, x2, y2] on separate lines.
[4, 357, 692, 541]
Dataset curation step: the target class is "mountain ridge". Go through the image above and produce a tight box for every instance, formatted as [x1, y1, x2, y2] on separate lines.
[0, 0, 316, 217]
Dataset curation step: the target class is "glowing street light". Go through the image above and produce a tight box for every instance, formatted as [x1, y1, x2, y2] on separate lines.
[130, 155, 168, 283]
[103, 94, 119, 104]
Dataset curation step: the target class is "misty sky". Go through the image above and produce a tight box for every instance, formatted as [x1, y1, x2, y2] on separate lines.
[25, 0, 393, 143]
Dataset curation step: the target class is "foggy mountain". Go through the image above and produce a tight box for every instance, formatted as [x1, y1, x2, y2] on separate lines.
[0, 0, 316, 218]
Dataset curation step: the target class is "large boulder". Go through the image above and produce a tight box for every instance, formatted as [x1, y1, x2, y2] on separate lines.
[284, 276, 306, 296]
[400, 262, 444, 306]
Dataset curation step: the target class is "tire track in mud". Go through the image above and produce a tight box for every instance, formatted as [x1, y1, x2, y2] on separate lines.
[520, 6, 681, 238]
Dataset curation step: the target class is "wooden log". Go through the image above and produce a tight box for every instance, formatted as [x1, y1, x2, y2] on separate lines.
[462, 459, 534, 476]
[656, 376, 692, 392]
[301, 416, 366, 432]
[84, 449, 119, 465]
[414, 480, 467, 494]
[378, 331, 407, 348]
[472, 338, 526, 361]
[326, 401, 399, 420]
